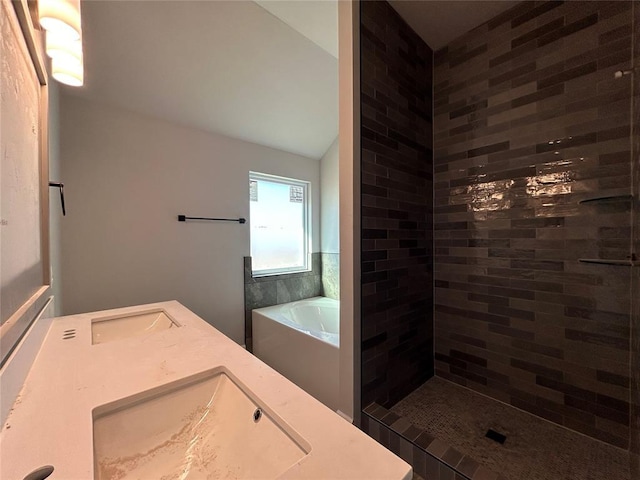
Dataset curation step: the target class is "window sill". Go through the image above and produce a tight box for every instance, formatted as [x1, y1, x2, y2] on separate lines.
[251, 268, 313, 281]
[244, 254, 320, 285]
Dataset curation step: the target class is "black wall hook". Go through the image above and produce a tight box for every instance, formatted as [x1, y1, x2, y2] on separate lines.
[49, 182, 65, 216]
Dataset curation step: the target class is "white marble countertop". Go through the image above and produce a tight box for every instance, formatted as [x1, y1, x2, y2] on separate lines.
[0, 301, 411, 479]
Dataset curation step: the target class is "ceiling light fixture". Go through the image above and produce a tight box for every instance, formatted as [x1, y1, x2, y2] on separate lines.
[51, 55, 83, 87]
[38, 0, 82, 40]
[39, 0, 85, 87]
[45, 31, 82, 66]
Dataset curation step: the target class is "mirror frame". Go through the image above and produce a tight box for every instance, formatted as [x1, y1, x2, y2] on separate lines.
[0, 0, 51, 368]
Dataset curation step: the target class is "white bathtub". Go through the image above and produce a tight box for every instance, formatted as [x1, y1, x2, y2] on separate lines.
[253, 297, 339, 411]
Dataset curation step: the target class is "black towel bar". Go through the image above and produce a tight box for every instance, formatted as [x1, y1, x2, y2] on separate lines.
[178, 215, 246, 224]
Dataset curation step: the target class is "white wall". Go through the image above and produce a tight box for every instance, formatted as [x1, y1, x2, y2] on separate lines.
[338, 0, 360, 423]
[320, 137, 339, 253]
[59, 95, 320, 343]
[48, 83, 63, 316]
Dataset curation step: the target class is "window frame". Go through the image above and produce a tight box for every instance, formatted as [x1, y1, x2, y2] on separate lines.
[249, 171, 311, 277]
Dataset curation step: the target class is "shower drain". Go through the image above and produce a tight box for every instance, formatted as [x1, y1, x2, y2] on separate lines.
[485, 429, 506, 444]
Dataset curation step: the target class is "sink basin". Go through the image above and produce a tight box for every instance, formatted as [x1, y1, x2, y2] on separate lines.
[92, 369, 309, 479]
[91, 310, 178, 345]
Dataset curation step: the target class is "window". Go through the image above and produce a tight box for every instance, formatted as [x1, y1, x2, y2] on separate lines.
[249, 172, 310, 276]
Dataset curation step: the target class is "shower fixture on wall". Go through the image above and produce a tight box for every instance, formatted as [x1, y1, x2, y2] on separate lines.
[614, 67, 638, 78]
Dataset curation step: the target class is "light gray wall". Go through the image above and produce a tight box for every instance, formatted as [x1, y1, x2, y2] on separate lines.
[320, 136, 339, 253]
[48, 83, 63, 316]
[59, 95, 320, 343]
[337, 0, 359, 422]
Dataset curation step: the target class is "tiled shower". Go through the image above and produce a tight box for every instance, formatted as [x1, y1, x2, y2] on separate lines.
[358, 1, 639, 479]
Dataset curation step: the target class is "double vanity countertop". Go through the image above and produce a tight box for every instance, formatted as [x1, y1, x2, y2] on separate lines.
[0, 301, 411, 480]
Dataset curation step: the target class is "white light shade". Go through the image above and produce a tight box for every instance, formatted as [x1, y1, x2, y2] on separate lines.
[39, 0, 82, 40]
[45, 32, 82, 66]
[51, 55, 84, 87]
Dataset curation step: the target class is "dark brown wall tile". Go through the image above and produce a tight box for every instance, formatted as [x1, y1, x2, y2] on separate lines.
[434, 0, 633, 449]
[511, 1, 564, 28]
[536, 13, 598, 48]
[360, 0, 434, 409]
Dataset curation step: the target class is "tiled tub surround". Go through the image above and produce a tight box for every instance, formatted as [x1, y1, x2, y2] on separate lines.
[360, 0, 435, 409]
[321, 252, 340, 300]
[243, 254, 322, 351]
[433, 0, 634, 449]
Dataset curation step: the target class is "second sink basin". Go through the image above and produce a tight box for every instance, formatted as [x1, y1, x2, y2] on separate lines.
[91, 310, 178, 345]
[92, 368, 309, 479]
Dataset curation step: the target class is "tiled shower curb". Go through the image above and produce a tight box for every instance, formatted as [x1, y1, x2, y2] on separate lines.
[362, 403, 507, 480]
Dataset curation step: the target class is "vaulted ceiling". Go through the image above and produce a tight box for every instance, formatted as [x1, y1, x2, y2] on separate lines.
[69, 1, 338, 160]
[65, 1, 520, 159]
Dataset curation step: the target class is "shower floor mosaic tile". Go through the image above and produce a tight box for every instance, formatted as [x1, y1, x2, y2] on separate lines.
[391, 377, 630, 480]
